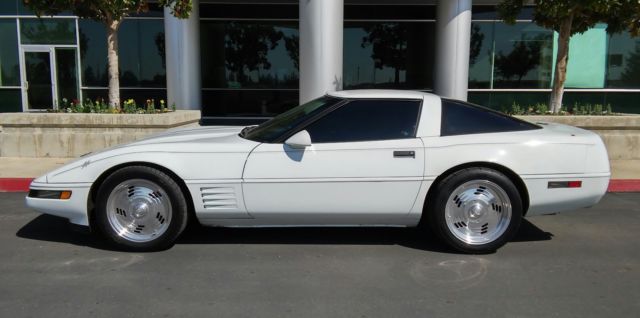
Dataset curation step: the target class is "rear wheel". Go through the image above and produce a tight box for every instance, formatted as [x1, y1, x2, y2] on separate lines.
[427, 168, 522, 254]
[95, 166, 188, 251]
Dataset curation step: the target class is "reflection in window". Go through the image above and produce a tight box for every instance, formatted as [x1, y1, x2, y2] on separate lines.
[468, 23, 493, 89]
[0, 19, 20, 87]
[344, 22, 434, 90]
[0, 89, 22, 112]
[118, 19, 166, 87]
[20, 19, 76, 45]
[79, 19, 165, 88]
[200, 21, 299, 89]
[607, 33, 640, 88]
[468, 22, 553, 89]
[79, 20, 108, 87]
[493, 23, 553, 88]
[201, 89, 299, 118]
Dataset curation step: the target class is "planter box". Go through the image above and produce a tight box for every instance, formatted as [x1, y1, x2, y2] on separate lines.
[0, 111, 200, 158]
[517, 115, 640, 160]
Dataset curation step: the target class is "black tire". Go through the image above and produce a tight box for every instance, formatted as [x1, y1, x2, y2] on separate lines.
[426, 167, 522, 254]
[95, 166, 189, 251]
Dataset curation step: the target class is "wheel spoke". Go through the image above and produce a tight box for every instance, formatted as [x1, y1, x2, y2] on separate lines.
[106, 179, 172, 243]
[445, 180, 512, 245]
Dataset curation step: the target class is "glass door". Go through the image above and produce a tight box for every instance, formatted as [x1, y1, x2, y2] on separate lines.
[23, 48, 56, 110]
[21, 46, 80, 110]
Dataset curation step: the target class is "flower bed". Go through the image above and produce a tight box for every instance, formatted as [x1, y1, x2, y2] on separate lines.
[51, 98, 176, 114]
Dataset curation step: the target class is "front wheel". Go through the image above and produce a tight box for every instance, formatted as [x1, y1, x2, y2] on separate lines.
[95, 166, 188, 251]
[427, 168, 523, 254]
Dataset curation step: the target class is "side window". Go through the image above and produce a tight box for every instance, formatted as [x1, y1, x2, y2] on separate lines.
[304, 99, 421, 143]
[441, 99, 541, 136]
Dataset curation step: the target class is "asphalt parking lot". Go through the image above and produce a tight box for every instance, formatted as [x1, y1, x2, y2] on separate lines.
[1, 192, 639, 317]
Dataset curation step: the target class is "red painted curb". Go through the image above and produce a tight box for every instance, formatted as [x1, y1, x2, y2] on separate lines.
[608, 180, 640, 193]
[1, 178, 640, 193]
[0, 178, 33, 193]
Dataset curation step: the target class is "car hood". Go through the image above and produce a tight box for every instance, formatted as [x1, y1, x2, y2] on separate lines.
[34, 125, 260, 184]
[127, 125, 245, 147]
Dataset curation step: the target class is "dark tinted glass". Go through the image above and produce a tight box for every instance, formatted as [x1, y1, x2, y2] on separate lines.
[0, 1, 17, 15]
[201, 89, 299, 118]
[200, 4, 298, 19]
[20, 19, 76, 45]
[471, 6, 534, 20]
[0, 88, 22, 112]
[344, 22, 435, 90]
[118, 19, 166, 87]
[243, 96, 341, 143]
[79, 20, 108, 87]
[200, 21, 299, 89]
[0, 19, 20, 86]
[441, 99, 539, 136]
[305, 99, 421, 143]
[606, 32, 640, 88]
[492, 23, 553, 89]
[344, 5, 435, 20]
[80, 19, 165, 88]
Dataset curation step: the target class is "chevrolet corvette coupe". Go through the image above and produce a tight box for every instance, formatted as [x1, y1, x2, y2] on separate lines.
[26, 90, 610, 253]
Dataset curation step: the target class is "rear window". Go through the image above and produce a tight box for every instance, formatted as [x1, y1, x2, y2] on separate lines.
[441, 99, 540, 136]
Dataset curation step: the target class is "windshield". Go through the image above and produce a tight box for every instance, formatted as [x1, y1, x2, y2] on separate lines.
[241, 96, 341, 142]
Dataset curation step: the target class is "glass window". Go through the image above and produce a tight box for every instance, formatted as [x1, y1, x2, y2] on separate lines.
[441, 99, 539, 136]
[492, 23, 554, 89]
[200, 3, 298, 19]
[0, 19, 20, 87]
[200, 21, 299, 89]
[20, 19, 76, 45]
[344, 22, 435, 90]
[469, 22, 494, 89]
[561, 24, 607, 88]
[606, 32, 640, 88]
[118, 19, 166, 87]
[471, 5, 534, 20]
[55, 48, 79, 102]
[344, 5, 435, 20]
[201, 89, 300, 118]
[243, 96, 341, 143]
[79, 19, 166, 88]
[0, 88, 22, 112]
[305, 99, 421, 143]
[79, 20, 108, 87]
[0, 1, 18, 15]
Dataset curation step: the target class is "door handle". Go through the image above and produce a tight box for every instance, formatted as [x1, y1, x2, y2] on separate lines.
[393, 151, 415, 158]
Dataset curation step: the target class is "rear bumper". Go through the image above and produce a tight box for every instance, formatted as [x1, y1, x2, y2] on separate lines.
[524, 173, 610, 216]
[25, 181, 92, 226]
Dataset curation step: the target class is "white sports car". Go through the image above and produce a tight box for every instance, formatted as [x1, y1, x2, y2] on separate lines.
[26, 90, 610, 253]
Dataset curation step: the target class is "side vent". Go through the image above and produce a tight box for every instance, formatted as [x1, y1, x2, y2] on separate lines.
[200, 187, 238, 210]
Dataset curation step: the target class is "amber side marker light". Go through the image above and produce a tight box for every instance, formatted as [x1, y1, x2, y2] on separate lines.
[28, 190, 73, 200]
[548, 181, 582, 189]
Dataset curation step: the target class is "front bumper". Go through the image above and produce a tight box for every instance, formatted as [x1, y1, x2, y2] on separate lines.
[25, 181, 93, 226]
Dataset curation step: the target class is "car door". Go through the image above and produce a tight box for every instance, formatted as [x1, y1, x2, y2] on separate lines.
[242, 98, 425, 225]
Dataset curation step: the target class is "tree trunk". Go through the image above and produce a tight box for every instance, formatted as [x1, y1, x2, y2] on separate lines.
[106, 20, 122, 108]
[550, 15, 573, 113]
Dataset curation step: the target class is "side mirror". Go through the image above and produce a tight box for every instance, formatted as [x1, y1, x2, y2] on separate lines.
[284, 130, 312, 148]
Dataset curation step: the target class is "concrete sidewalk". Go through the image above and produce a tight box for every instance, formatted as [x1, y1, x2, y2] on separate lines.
[0, 157, 638, 191]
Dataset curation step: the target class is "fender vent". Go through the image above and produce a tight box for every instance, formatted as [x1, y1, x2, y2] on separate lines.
[201, 187, 238, 210]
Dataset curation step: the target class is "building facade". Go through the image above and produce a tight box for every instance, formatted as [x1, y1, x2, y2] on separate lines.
[1, 0, 640, 124]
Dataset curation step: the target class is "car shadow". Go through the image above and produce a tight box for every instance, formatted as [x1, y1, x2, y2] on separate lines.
[16, 214, 552, 253]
